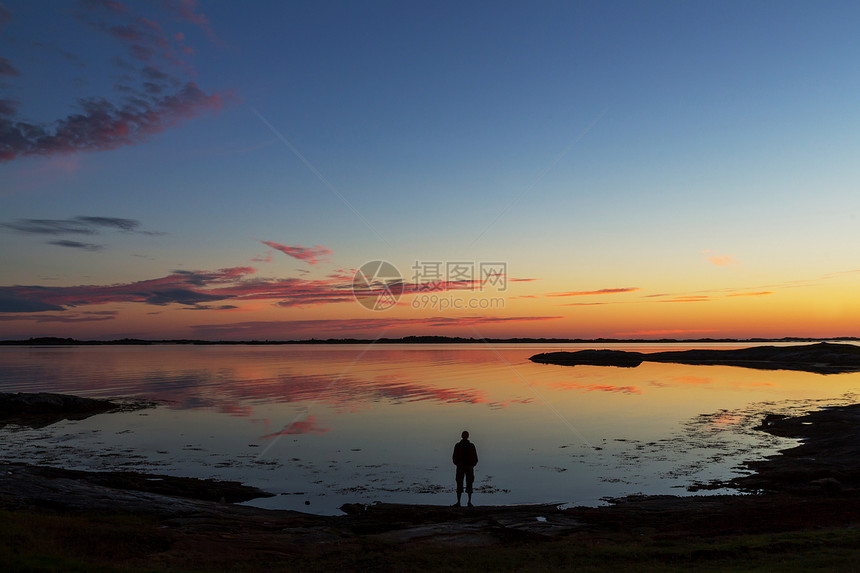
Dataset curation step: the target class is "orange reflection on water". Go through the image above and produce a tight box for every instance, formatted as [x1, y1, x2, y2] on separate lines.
[550, 381, 642, 395]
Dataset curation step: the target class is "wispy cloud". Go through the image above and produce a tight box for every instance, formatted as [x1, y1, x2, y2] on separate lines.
[702, 250, 735, 267]
[260, 241, 332, 265]
[0, 83, 223, 161]
[548, 287, 639, 297]
[251, 251, 273, 263]
[0, 266, 254, 312]
[0, 295, 65, 313]
[0, 1, 226, 162]
[727, 291, 773, 297]
[46, 240, 104, 251]
[708, 255, 734, 266]
[0, 310, 118, 322]
[2, 216, 162, 250]
[162, 0, 219, 44]
[0, 261, 515, 315]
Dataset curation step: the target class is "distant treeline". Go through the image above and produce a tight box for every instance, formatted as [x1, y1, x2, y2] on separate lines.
[1, 336, 859, 346]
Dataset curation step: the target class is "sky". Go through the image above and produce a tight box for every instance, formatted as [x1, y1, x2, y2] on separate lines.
[2, 0, 860, 341]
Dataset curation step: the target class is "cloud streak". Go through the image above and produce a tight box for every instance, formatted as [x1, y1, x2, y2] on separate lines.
[260, 241, 332, 265]
[548, 287, 639, 297]
[2, 216, 162, 250]
[0, 310, 118, 323]
[46, 240, 104, 251]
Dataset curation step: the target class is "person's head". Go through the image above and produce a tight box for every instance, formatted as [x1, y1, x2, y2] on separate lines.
[461, 430, 469, 439]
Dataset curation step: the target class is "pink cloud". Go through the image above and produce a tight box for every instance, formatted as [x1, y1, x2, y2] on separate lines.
[548, 287, 639, 297]
[0, 82, 222, 162]
[0, 261, 529, 315]
[163, 0, 218, 43]
[251, 252, 273, 263]
[0, 0, 231, 163]
[260, 241, 332, 265]
[657, 296, 712, 303]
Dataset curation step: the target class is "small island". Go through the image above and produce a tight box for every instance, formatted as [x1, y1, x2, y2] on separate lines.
[529, 342, 860, 374]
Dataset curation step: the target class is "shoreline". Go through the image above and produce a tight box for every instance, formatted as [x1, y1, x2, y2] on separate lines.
[3, 336, 859, 345]
[5, 393, 860, 570]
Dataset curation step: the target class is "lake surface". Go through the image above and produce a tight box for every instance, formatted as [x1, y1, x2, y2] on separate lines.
[2, 342, 860, 515]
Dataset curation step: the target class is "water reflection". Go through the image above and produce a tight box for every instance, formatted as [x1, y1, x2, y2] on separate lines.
[2, 343, 860, 515]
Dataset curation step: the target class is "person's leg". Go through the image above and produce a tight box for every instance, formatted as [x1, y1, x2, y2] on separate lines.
[455, 467, 465, 506]
[465, 467, 474, 506]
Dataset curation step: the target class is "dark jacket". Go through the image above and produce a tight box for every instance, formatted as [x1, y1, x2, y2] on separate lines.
[452, 439, 478, 468]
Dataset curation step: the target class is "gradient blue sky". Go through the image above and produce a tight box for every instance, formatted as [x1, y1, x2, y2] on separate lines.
[2, 1, 860, 340]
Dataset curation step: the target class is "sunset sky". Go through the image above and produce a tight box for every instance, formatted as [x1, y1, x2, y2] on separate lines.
[2, 0, 860, 340]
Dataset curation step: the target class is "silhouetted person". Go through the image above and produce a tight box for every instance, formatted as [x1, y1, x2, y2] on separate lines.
[452, 430, 478, 507]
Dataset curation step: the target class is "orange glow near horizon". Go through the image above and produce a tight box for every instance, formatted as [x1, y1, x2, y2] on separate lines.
[1, 268, 859, 340]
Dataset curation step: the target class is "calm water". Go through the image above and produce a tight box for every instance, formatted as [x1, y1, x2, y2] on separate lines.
[2, 343, 860, 515]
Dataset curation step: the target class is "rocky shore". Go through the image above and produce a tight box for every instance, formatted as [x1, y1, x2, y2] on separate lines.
[0, 391, 154, 428]
[4, 393, 860, 570]
[530, 341, 860, 373]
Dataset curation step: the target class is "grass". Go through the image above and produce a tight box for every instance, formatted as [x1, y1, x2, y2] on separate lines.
[286, 529, 860, 572]
[3, 507, 860, 572]
[0, 509, 176, 573]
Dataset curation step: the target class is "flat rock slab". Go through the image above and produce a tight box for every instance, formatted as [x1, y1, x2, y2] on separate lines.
[345, 502, 584, 544]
